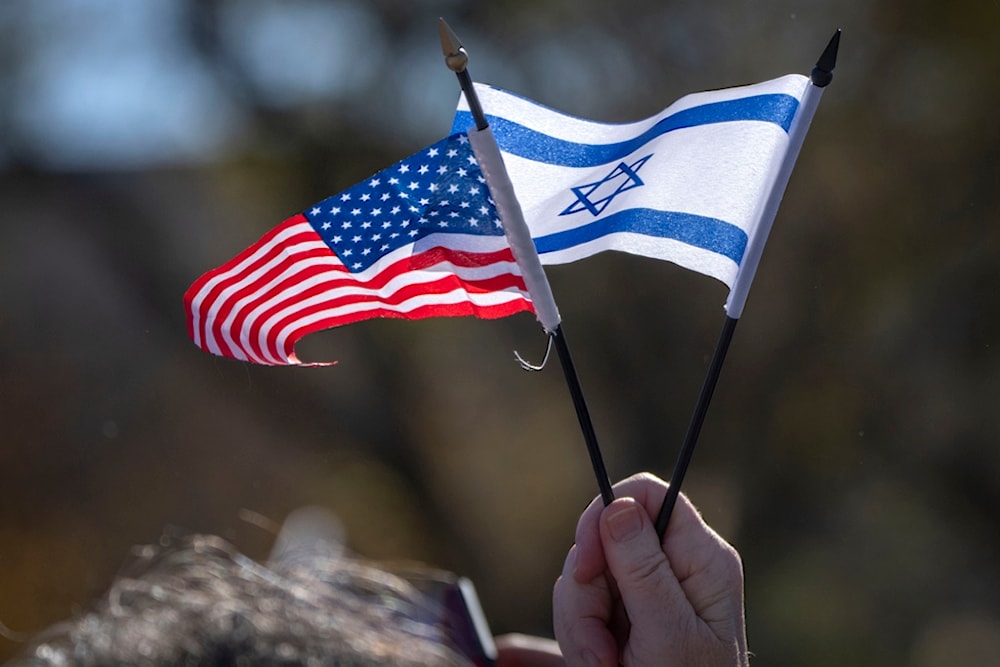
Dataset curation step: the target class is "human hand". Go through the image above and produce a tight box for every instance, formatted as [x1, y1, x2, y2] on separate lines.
[553, 473, 748, 666]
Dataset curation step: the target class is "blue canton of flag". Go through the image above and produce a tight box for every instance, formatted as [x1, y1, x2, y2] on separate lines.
[303, 134, 504, 272]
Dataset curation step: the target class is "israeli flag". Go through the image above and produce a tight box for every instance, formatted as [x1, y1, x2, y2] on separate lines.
[452, 74, 823, 318]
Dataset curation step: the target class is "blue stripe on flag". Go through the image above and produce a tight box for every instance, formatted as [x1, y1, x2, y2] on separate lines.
[453, 94, 799, 168]
[533, 209, 749, 264]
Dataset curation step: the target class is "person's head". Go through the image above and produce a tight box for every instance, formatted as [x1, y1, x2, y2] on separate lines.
[11, 529, 492, 666]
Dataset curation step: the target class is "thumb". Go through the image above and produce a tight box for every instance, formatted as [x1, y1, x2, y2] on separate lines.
[599, 498, 691, 653]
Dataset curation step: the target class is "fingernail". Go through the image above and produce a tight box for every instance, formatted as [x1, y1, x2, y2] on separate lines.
[606, 501, 643, 543]
[582, 649, 600, 667]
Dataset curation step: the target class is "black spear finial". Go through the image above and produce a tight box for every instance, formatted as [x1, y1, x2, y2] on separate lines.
[811, 29, 841, 88]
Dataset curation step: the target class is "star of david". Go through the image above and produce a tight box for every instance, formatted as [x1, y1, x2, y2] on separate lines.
[560, 154, 653, 217]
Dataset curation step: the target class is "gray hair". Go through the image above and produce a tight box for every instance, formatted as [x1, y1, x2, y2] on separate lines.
[11, 533, 473, 666]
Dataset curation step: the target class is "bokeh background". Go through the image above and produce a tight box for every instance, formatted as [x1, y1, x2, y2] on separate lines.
[2, 0, 998, 664]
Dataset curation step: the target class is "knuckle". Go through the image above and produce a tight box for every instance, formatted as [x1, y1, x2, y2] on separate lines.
[619, 547, 672, 589]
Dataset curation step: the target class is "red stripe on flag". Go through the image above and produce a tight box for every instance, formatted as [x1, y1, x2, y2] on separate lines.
[184, 214, 536, 365]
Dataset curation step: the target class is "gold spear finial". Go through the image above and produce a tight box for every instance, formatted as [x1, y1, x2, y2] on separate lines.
[438, 18, 468, 73]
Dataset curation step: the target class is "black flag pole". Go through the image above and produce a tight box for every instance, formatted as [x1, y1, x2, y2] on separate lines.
[653, 316, 738, 537]
[654, 29, 841, 539]
[439, 19, 615, 506]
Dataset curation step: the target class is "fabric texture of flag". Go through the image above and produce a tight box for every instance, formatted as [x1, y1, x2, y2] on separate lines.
[451, 74, 815, 313]
[185, 133, 533, 366]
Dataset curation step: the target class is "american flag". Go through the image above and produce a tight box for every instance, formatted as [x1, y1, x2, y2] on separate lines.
[185, 133, 534, 365]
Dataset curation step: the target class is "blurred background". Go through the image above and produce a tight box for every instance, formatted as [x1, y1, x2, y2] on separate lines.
[1, 0, 998, 664]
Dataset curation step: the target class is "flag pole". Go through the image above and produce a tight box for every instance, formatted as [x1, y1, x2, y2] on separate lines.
[655, 29, 841, 539]
[439, 18, 615, 506]
[653, 315, 737, 538]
